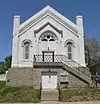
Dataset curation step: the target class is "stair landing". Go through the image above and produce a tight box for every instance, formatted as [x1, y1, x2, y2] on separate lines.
[41, 89, 59, 101]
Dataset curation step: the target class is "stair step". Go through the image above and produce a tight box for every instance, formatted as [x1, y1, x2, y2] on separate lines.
[63, 63, 92, 85]
[41, 89, 59, 101]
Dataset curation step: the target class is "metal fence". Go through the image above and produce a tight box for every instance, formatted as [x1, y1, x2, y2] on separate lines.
[33, 55, 63, 62]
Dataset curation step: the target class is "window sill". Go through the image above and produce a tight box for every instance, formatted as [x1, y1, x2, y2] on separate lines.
[20, 59, 33, 62]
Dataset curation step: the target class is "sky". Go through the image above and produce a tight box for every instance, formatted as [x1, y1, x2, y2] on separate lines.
[0, 0, 100, 61]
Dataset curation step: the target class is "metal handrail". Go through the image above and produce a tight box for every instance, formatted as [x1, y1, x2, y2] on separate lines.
[61, 56, 91, 77]
[34, 55, 63, 62]
[34, 54, 89, 67]
[62, 55, 91, 76]
[33, 55, 91, 78]
[63, 55, 89, 69]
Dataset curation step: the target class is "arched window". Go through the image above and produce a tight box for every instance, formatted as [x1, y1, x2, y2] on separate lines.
[22, 39, 32, 59]
[67, 43, 72, 59]
[24, 42, 30, 59]
[39, 30, 58, 41]
[65, 40, 75, 60]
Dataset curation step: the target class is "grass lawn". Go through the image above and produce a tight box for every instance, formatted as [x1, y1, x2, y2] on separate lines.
[0, 81, 40, 103]
[0, 81, 6, 89]
[60, 87, 100, 102]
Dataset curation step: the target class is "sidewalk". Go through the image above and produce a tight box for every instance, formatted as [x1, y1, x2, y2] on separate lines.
[1, 101, 100, 104]
[41, 101, 100, 104]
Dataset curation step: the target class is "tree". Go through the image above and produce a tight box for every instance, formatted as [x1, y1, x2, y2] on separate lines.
[4, 55, 12, 71]
[0, 61, 5, 74]
[85, 38, 100, 66]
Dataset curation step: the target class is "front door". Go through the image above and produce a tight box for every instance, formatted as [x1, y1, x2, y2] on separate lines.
[42, 72, 57, 89]
[42, 51, 54, 62]
[50, 75, 57, 89]
[42, 75, 50, 89]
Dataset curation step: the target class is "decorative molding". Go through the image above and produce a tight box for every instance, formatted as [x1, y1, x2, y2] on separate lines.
[39, 30, 58, 41]
[21, 39, 33, 47]
[64, 39, 75, 47]
[20, 59, 33, 62]
[18, 6, 78, 36]
[61, 31, 63, 38]
[34, 22, 62, 37]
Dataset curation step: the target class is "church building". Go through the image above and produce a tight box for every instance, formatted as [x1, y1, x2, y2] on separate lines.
[6, 6, 92, 89]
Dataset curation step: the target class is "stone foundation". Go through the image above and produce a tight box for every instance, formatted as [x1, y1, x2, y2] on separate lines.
[6, 68, 33, 87]
[6, 67, 88, 89]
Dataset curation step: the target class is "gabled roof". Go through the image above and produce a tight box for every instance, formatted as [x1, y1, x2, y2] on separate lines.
[19, 5, 78, 34]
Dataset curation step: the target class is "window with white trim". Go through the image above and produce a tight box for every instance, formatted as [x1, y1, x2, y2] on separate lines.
[24, 42, 30, 59]
[67, 42, 73, 60]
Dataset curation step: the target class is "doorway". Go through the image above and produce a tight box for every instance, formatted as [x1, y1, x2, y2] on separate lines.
[42, 72, 57, 89]
[42, 51, 54, 62]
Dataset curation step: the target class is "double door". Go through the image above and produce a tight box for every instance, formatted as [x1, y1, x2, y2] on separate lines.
[42, 72, 57, 89]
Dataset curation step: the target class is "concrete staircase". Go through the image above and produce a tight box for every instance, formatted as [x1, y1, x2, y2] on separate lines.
[33, 55, 93, 87]
[41, 89, 59, 101]
[62, 63, 92, 85]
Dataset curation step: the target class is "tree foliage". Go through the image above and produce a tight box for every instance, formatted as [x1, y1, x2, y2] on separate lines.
[0, 61, 5, 74]
[85, 38, 100, 66]
[4, 55, 12, 71]
[0, 55, 12, 74]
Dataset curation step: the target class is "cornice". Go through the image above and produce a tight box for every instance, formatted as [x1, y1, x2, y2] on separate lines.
[18, 7, 78, 37]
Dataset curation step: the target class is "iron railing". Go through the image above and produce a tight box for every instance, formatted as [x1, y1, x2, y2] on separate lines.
[33, 55, 91, 77]
[62, 55, 91, 77]
[33, 55, 63, 62]
[62, 55, 90, 75]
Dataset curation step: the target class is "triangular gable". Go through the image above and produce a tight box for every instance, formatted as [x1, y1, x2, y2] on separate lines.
[19, 5, 78, 34]
[34, 22, 63, 37]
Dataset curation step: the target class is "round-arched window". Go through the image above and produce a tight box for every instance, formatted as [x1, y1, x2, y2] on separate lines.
[64, 39, 75, 60]
[24, 42, 30, 59]
[67, 43, 72, 59]
[22, 39, 32, 59]
[39, 30, 58, 41]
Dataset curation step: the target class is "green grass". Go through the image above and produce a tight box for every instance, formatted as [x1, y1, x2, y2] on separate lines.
[60, 87, 100, 102]
[0, 81, 6, 89]
[0, 81, 40, 103]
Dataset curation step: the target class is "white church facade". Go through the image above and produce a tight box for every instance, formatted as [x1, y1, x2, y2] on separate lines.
[6, 6, 92, 89]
